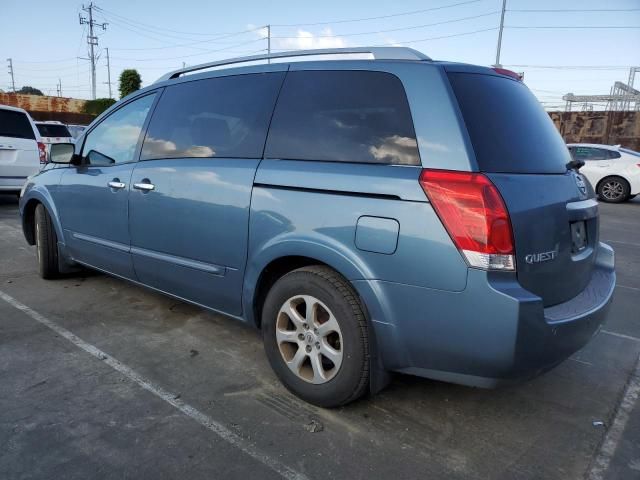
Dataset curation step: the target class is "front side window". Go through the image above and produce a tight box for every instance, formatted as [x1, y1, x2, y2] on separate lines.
[141, 72, 285, 160]
[82, 94, 155, 166]
[265, 70, 420, 165]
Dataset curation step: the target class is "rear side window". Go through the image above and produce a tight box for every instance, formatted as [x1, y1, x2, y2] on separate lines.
[36, 124, 71, 138]
[0, 109, 35, 140]
[265, 70, 420, 165]
[448, 73, 570, 173]
[570, 146, 610, 161]
[141, 72, 284, 160]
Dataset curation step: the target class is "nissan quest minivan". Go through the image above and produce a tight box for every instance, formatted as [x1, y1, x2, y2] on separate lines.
[19, 47, 615, 407]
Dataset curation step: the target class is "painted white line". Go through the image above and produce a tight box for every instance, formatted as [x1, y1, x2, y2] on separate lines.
[587, 354, 640, 480]
[618, 284, 640, 292]
[0, 289, 308, 480]
[569, 357, 593, 366]
[602, 330, 640, 343]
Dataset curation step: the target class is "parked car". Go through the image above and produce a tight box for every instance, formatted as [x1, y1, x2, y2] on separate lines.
[0, 105, 46, 193]
[34, 121, 74, 151]
[568, 143, 640, 203]
[66, 124, 86, 140]
[19, 47, 615, 407]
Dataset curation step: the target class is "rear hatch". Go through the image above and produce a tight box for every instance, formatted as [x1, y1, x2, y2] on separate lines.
[447, 68, 598, 306]
[0, 109, 39, 176]
[35, 123, 73, 145]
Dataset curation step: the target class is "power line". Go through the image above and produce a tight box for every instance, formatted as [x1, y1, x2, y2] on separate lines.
[110, 38, 265, 62]
[507, 25, 640, 29]
[376, 26, 497, 45]
[271, 0, 484, 27]
[508, 8, 640, 13]
[94, 5, 260, 38]
[104, 19, 264, 51]
[271, 12, 498, 39]
[503, 64, 631, 70]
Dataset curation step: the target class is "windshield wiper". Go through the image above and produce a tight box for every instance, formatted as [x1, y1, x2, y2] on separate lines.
[566, 159, 585, 171]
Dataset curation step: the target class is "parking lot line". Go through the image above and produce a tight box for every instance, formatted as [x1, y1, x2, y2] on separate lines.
[617, 284, 640, 292]
[601, 330, 640, 343]
[586, 353, 640, 480]
[0, 289, 308, 480]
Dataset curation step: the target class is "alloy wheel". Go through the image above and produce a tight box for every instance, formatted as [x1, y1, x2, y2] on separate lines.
[275, 295, 343, 384]
[602, 180, 625, 201]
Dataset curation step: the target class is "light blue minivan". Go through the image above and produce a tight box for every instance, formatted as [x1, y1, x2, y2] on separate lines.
[20, 48, 615, 407]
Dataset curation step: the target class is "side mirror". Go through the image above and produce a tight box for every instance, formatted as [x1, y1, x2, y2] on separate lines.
[49, 143, 75, 164]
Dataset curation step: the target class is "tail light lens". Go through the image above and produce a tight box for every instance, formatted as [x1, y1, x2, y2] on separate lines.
[419, 169, 515, 271]
[37, 142, 47, 164]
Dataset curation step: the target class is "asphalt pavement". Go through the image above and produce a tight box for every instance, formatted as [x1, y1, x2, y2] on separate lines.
[0, 193, 639, 480]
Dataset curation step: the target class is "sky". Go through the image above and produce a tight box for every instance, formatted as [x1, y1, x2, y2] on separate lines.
[1, 0, 639, 110]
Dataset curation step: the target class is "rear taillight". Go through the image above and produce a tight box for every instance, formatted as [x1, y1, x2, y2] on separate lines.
[37, 142, 47, 164]
[419, 169, 515, 271]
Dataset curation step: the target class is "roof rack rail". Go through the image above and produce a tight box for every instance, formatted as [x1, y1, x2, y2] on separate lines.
[155, 47, 430, 83]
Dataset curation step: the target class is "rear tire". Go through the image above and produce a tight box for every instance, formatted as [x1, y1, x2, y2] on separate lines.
[597, 176, 630, 203]
[34, 204, 60, 279]
[262, 265, 369, 407]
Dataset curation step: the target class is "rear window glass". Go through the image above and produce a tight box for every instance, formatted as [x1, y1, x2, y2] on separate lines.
[141, 72, 284, 160]
[36, 124, 71, 138]
[448, 73, 570, 173]
[265, 70, 420, 165]
[0, 109, 35, 140]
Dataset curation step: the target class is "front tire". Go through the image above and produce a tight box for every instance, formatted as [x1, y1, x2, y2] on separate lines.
[262, 266, 369, 407]
[597, 176, 630, 203]
[34, 204, 60, 279]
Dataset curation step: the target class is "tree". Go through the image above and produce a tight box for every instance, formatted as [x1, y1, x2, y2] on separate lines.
[18, 86, 44, 96]
[82, 98, 116, 116]
[119, 69, 142, 98]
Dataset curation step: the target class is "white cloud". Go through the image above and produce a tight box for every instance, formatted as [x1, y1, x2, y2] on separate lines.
[276, 28, 347, 50]
[369, 135, 420, 165]
[249, 24, 347, 51]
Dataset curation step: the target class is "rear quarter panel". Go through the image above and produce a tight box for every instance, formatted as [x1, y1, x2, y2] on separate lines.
[243, 160, 469, 325]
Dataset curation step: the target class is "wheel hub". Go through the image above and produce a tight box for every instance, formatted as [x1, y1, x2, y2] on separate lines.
[275, 294, 343, 384]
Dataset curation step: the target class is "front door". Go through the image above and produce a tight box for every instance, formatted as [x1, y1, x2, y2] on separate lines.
[57, 93, 157, 278]
[127, 71, 285, 315]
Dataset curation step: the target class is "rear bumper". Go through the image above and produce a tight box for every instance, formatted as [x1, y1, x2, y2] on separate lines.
[0, 176, 28, 191]
[354, 242, 615, 387]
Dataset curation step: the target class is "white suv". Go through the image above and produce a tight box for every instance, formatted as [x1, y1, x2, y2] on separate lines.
[568, 143, 640, 203]
[34, 121, 74, 149]
[0, 105, 46, 193]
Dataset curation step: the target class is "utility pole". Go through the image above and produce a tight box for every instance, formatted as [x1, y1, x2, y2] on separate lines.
[494, 0, 507, 67]
[7, 58, 16, 93]
[79, 3, 107, 99]
[56, 78, 62, 97]
[104, 47, 112, 98]
[267, 25, 271, 63]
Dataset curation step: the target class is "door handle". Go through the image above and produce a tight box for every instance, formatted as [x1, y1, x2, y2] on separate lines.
[108, 180, 126, 189]
[133, 181, 155, 191]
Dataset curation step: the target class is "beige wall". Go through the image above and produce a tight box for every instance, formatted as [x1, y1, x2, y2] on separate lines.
[549, 111, 639, 151]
